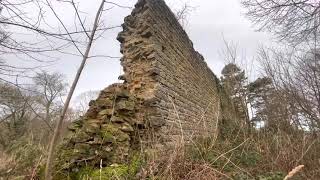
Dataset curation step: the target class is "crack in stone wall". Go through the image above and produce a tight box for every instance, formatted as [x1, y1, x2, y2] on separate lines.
[54, 0, 237, 176]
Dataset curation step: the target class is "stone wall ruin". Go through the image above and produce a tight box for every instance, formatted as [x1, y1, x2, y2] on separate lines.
[54, 0, 237, 177]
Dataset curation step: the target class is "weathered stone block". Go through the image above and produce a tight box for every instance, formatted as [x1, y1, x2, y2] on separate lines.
[116, 99, 135, 111]
[110, 116, 124, 123]
[70, 131, 92, 143]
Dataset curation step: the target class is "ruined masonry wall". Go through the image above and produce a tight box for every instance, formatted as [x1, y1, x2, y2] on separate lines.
[55, 0, 226, 175]
[118, 0, 221, 141]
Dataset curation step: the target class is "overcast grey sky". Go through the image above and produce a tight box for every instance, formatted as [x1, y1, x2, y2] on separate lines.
[5, 0, 273, 97]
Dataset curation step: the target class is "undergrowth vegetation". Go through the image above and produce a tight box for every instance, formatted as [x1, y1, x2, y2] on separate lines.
[1, 124, 318, 179]
[139, 128, 319, 180]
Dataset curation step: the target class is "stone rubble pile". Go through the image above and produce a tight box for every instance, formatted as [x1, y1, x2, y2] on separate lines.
[56, 84, 142, 171]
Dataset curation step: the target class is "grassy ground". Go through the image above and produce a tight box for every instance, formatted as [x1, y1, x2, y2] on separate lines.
[1, 127, 319, 179]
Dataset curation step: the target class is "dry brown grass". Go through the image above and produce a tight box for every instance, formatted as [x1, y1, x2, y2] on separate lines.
[140, 143, 229, 180]
[135, 99, 320, 179]
[137, 128, 320, 180]
[0, 152, 15, 175]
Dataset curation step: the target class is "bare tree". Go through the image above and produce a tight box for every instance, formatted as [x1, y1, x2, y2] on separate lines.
[73, 90, 99, 116]
[30, 71, 67, 130]
[0, 82, 31, 148]
[0, 71, 67, 147]
[258, 46, 320, 132]
[242, 0, 320, 45]
[220, 37, 239, 64]
[0, 0, 123, 84]
[175, 3, 194, 28]
[241, 0, 320, 133]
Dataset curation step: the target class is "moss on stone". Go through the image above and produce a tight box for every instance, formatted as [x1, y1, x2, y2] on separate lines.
[89, 153, 143, 180]
[101, 124, 130, 143]
[52, 84, 142, 179]
[68, 167, 95, 180]
[103, 131, 116, 143]
[90, 165, 129, 180]
[55, 147, 76, 170]
[68, 120, 83, 131]
[73, 143, 92, 156]
[127, 153, 143, 177]
[71, 130, 92, 143]
[52, 152, 144, 180]
[83, 120, 101, 134]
